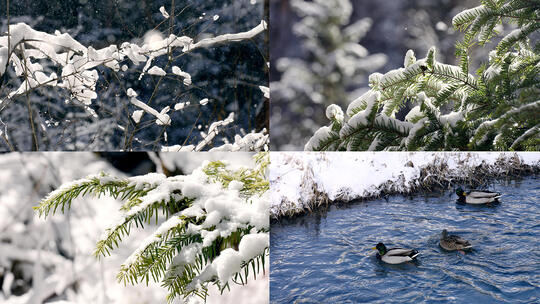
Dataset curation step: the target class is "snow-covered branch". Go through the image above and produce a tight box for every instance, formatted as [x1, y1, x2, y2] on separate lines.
[35, 154, 270, 302]
[186, 20, 267, 51]
[306, 0, 539, 151]
[0, 12, 268, 151]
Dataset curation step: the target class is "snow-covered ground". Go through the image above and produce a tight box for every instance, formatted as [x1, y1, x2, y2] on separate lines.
[270, 152, 540, 218]
[0, 152, 268, 304]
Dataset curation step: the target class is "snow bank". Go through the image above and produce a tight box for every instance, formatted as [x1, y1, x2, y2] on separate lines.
[270, 152, 540, 218]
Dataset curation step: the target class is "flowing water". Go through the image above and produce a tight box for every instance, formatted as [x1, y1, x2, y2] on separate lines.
[270, 177, 540, 303]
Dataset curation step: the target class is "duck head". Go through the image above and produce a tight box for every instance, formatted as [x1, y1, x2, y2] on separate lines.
[372, 242, 387, 255]
[456, 187, 465, 198]
[441, 229, 448, 238]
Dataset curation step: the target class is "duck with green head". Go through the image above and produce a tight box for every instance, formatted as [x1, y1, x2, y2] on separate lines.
[372, 242, 419, 264]
[456, 187, 501, 204]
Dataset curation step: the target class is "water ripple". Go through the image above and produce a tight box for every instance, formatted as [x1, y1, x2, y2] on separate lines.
[271, 177, 540, 303]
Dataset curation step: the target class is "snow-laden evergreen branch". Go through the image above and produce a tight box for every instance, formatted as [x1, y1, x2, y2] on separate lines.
[307, 0, 539, 151]
[35, 153, 269, 303]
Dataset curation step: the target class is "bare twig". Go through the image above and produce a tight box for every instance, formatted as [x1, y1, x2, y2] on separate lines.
[21, 44, 40, 150]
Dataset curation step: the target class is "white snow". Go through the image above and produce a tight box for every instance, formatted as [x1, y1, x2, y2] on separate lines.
[171, 66, 192, 85]
[325, 104, 344, 122]
[238, 233, 269, 261]
[197, 232, 268, 284]
[174, 102, 187, 111]
[473, 100, 540, 143]
[159, 6, 170, 18]
[368, 72, 383, 87]
[88, 155, 270, 281]
[206, 130, 269, 152]
[0, 46, 9, 75]
[439, 111, 463, 127]
[404, 117, 427, 147]
[228, 180, 244, 191]
[0, 153, 168, 304]
[213, 249, 243, 283]
[184, 20, 267, 52]
[484, 64, 501, 80]
[304, 126, 334, 151]
[92, 157, 271, 298]
[199, 98, 209, 106]
[131, 110, 144, 123]
[404, 49, 416, 67]
[405, 105, 423, 122]
[346, 90, 380, 117]
[259, 86, 270, 98]
[0, 21, 267, 152]
[452, 5, 488, 27]
[130, 97, 171, 126]
[147, 66, 167, 76]
[511, 124, 539, 149]
[126, 88, 138, 97]
[122, 216, 184, 268]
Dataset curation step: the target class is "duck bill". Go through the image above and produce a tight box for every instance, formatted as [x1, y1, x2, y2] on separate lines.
[371, 247, 377, 250]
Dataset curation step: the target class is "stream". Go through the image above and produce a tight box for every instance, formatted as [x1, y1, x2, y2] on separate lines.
[270, 177, 540, 303]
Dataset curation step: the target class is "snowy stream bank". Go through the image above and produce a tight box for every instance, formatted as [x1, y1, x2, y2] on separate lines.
[270, 152, 540, 218]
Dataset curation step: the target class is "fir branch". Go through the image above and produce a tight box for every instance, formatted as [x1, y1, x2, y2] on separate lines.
[307, 0, 540, 151]
[35, 154, 269, 302]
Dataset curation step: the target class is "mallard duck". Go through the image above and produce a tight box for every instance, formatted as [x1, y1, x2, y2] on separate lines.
[439, 229, 472, 251]
[456, 187, 501, 204]
[372, 242, 419, 264]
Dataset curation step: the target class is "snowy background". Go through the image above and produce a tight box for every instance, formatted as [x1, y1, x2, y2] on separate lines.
[0, 152, 268, 303]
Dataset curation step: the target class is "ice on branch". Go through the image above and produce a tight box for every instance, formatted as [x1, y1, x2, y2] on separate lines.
[199, 98, 209, 106]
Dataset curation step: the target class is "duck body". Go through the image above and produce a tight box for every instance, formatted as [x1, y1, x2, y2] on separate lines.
[373, 242, 419, 264]
[439, 229, 472, 251]
[456, 187, 501, 204]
